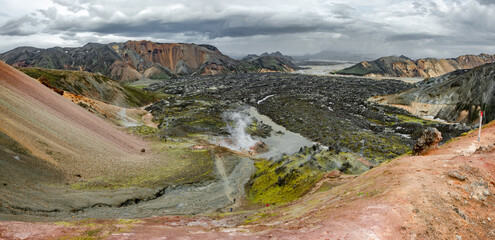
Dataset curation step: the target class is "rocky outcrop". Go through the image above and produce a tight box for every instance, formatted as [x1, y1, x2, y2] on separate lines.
[373, 63, 495, 124]
[0, 41, 296, 82]
[337, 54, 495, 78]
[413, 127, 442, 155]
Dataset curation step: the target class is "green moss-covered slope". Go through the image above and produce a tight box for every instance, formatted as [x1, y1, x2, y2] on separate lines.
[20, 67, 157, 107]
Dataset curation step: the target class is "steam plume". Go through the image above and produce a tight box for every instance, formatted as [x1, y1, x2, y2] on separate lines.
[220, 111, 258, 151]
[118, 108, 140, 127]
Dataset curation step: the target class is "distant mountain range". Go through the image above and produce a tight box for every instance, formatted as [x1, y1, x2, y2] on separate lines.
[337, 54, 495, 78]
[0, 41, 295, 82]
[294, 50, 377, 62]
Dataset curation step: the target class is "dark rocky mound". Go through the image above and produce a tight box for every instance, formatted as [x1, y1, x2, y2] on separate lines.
[242, 51, 298, 72]
[337, 56, 414, 76]
[337, 54, 495, 78]
[2, 44, 121, 77]
[0, 41, 297, 82]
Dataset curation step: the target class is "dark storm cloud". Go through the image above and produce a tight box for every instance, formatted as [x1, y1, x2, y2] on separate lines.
[38, 7, 58, 20]
[57, 19, 343, 39]
[477, 0, 495, 5]
[0, 15, 40, 36]
[329, 4, 358, 19]
[37, 5, 347, 40]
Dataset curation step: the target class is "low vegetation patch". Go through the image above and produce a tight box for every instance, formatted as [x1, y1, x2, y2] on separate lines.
[246, 146, 370, 204]
[72, 147, 215, 190]
[125, 125, 158, 137]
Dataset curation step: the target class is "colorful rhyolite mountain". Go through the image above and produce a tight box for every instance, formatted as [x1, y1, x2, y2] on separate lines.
[337, 54, 495, 78]
[0, 40, 295, 82]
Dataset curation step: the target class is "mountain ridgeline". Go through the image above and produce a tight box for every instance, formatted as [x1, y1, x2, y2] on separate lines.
[0, 41, 295, 82]
[337, 54, 495, 78]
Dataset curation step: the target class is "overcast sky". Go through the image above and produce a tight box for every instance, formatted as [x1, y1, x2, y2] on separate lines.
[0, 0, 494, 59]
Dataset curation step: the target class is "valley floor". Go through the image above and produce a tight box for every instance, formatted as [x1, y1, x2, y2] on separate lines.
[2, 119, 495, 239]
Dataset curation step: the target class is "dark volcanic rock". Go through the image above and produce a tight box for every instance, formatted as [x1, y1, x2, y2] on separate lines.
[145, 73, 468, 163]
[146, 72, 472, 162]
[413, 127, 442, 155]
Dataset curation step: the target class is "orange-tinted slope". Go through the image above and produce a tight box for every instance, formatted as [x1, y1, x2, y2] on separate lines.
[122, 41, 210, 72]
[108, 40, 242, 78]
[0, 60, 145, 172]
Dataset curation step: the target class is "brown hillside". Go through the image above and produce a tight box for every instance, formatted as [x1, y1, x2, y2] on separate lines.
[117, 41, 213, 74]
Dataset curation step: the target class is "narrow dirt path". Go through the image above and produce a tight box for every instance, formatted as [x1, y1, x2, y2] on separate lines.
[214, 154, 234, 203]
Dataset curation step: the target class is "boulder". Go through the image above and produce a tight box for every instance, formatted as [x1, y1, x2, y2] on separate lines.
[413, 127, 442, 155]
